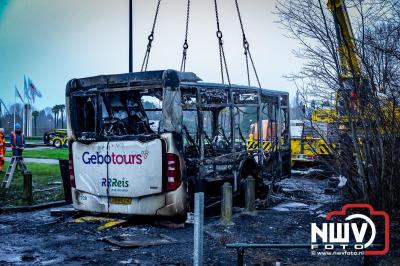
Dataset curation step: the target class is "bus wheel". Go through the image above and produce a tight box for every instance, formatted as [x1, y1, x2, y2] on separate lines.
[171, 213, 187, 224]
[54, 139, 62, 148]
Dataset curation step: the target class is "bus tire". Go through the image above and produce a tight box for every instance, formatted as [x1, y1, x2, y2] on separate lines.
[172, 213, 187, 224]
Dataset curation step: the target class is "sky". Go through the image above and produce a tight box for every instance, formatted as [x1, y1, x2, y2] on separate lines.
[0, 0, 303, 110]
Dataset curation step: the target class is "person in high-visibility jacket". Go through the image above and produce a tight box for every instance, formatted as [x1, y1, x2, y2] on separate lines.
[10, 123, 25, 157]
[0, 128, 5, 172]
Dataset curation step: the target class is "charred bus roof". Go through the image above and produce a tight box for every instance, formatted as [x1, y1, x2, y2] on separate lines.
[66, 70, 200, 96]
[66, 69, 288, 98]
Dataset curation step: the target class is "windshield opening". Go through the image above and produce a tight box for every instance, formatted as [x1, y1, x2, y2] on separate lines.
[71, 89, 164, 140]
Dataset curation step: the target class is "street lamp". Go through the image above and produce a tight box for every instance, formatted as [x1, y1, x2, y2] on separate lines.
[129, 0, 133, 73]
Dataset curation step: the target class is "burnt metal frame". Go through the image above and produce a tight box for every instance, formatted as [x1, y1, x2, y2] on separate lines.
[178, 82, 290, 190]
[66, 70, 290, 186]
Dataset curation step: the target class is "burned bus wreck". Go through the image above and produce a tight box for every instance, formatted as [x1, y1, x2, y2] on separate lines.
[66, 70, 290, 218]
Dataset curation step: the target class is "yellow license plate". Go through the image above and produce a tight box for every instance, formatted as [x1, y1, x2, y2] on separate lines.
[111, 197, 132, 205]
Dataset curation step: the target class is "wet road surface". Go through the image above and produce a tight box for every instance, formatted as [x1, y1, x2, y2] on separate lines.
[0, 174, 397, 265]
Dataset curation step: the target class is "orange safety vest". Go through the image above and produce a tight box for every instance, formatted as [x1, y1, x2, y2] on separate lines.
[11, 132, 24, 149]
[0, 134, 5, 158]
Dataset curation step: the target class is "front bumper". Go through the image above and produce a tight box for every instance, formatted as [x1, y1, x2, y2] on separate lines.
[71, 184, 186, 216]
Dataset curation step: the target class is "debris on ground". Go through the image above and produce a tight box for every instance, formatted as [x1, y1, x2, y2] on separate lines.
[99, 233, 177, 248]
[337, 175, 348, 188]
[324, 175, 348, 194]
[155, 220, 185, 229]
[50, 207, 79, 217]
[290, 168, 325, 177]
[71, 216, 126, 230]
[0, 172, 397, 265]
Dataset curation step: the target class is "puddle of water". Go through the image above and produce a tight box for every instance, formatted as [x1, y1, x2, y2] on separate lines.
[39, 257, 65, 265]
[281, 202, 308, 208]
[0, 253, 21, 263]
[291, 168, 324, 176]
[273, 202, 309, 212]
[0, 224, 10, 230]
[273, 207, 290, 212]
[118, 258, 133, 264]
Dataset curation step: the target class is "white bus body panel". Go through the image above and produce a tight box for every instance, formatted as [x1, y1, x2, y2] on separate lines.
[72, 139, 163, 198]
[71, 136, 186, 216]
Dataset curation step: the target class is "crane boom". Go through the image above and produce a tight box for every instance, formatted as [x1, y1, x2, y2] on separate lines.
[327, 0, 362, 81]
[311, 1, 363, 121]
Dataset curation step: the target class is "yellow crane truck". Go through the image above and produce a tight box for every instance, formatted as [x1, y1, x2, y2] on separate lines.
[247, 0, 380, 165]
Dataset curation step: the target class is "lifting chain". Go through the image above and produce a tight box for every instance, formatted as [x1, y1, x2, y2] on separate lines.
[234, 0, 261, 88]
[180, 0, 191, 72]
[141, 0, 162, 72]
[214, 0, 231, 85]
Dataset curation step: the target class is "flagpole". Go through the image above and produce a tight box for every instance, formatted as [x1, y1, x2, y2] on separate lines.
[23, 87, 26, 135]
[24, 75, 28, 136]
[129, 0, 133, 72]
[22, 99, 25, 136]
[13, 88, 16, 131]
[24, 87, 29, 137]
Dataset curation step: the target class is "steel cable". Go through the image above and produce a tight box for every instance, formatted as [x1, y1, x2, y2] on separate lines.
[180, 0, 191, 72]
[141, 0, 162, 72]
[234, 0, 261, 88]
[213, 0, 231, 85]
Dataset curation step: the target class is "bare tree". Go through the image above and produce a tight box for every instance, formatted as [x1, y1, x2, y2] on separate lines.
[59, 104, 65, 129]
[52, 105, 59, 129]
[276, 0, 400, 214]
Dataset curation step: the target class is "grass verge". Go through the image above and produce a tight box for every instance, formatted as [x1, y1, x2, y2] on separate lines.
[0, 161, 64, 207]
[5, 148, 68, 160]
